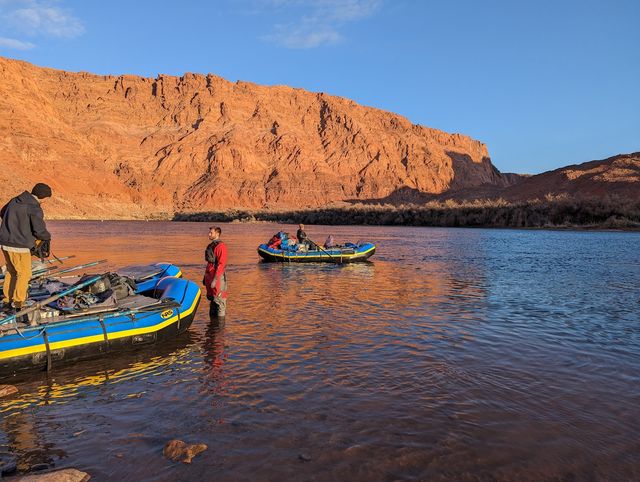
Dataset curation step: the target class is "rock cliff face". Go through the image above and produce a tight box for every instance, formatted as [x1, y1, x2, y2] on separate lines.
[420, 153, 640, 204]
[499, 152, 640, 201]
[0, 56, 511, 218]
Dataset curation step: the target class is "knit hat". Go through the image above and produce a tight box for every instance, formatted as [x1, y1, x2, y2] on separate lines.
[31, 183, 52, 199]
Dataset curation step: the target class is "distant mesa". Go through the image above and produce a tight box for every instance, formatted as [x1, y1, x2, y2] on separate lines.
[497, 152, 640, 202]
[0, 56, 636, 219]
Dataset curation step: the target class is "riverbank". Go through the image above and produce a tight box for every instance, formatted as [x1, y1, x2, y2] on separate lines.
[173, 198, 640, 230]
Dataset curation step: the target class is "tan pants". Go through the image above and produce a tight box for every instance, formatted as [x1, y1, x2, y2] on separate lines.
[2, 249, 32, 308]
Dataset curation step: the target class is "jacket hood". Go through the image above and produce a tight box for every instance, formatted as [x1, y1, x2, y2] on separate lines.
[15, 191, 39, 205]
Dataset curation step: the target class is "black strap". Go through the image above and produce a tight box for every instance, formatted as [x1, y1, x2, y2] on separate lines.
[205, 240, 220, 263]
[42, 330, 52, 372]
[98, 315, 109, 348]
[175, 281, 189, 332]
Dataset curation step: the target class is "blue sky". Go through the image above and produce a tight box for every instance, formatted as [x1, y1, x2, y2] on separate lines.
[0, 0, 638, 174]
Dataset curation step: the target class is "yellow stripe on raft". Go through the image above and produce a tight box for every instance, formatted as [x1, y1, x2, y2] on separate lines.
[0, 290, 200, 360]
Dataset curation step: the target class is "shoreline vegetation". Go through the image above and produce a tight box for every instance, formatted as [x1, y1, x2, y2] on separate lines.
[172, 198, 640, 230]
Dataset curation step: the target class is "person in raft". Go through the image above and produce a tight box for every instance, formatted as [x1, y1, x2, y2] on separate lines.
[296, 224, 319, 249]
[296, 224, 308, 246]
[0, 183, 52, 313]
[324, 234, 335, 249]
[203, 226, 228, 318]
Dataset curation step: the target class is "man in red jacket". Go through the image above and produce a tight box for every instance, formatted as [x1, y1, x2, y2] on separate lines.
[203, 226, 227, 318]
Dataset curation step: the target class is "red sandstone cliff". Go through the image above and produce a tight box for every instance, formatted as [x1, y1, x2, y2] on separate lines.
[0, 56, 511, 219]
[432, 153, 640, 204]
[498, 152, 640, 201]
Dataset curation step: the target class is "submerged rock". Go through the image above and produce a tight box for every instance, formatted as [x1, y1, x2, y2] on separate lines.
[0, 385, 18, 398]
[163, 439, 208, 464]
[14, 468, 90, 481]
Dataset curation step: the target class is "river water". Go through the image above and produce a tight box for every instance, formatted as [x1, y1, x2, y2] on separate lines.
[0, 221, 638, 481]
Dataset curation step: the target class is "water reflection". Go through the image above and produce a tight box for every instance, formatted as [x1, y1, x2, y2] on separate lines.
[0, 222, 637, 480]
[201, 318, 227, 391]
[1, 410, 66, 472]
[1, 336, 197, 416]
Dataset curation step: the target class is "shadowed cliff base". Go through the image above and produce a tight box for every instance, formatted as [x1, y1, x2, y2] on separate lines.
[173, 197, 640, 230]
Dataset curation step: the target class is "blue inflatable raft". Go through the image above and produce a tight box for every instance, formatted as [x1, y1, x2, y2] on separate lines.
[0, 262, 200, 377]
[257, 242, 376, 263]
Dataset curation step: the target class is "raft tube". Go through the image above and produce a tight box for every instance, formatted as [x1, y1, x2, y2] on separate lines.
[257, 242, 375, 263]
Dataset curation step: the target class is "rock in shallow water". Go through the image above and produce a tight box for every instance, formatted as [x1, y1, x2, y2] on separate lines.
[163, 439, 208, 463]
[0, 385, 18, 398]
[13, 468, 90, 481]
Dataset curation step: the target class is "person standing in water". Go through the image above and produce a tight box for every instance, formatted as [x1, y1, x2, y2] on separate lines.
[203, 226, 227, 318]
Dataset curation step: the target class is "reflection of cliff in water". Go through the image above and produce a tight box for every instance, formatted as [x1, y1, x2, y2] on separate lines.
[225, 228, 490, 353]
[1, 410, 67, 473]
[198, 319, 229, 409]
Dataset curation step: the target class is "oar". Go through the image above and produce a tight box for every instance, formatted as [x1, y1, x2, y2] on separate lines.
[0, 259, 105, 288]
[28, 255, 75, 276]
[307, 238, 339, 261]
[0, 255, 76, 280]
[50, 251, 65, 264]
[35, 255, 75, 267]
[30, 259, 108, 281]
[0, 274, 104, 326]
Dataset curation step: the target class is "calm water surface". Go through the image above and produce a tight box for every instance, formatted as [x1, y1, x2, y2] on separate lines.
[0, 222, 638, 481]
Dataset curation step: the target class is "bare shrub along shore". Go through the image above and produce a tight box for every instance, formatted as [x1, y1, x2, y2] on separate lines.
[174, 197, 640, 230]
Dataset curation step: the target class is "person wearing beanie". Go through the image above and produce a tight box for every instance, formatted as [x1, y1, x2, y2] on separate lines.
[0, 183, 52, 311]
[31, 183, 52, 199]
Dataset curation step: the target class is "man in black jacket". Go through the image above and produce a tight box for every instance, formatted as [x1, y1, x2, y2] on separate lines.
[296, 223, 309, 247]
[0, 183, 52, 310]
